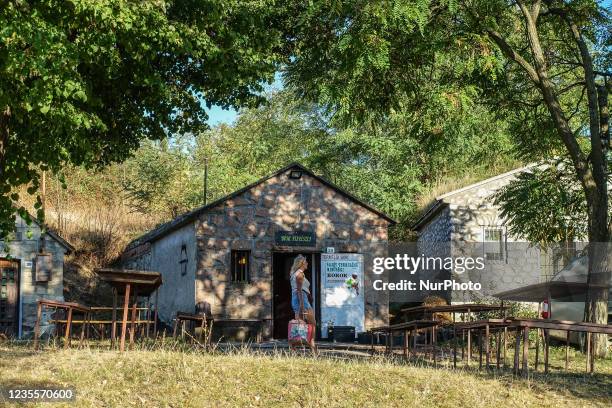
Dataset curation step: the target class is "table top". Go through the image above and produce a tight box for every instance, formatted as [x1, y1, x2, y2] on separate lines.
[369, 319, 439, 332]
[37, 298, 90, 313]
[400, 303, 507, 315]
[95, 268, 162, 295]
[176, 312, 210, 321]
[454, 319, 510, 330]
[507, 318, 612, 334]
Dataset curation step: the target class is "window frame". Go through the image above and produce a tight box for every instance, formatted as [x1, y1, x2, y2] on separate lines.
[231, 250, 251, 283]
[482, 226, 506, 262]
[179, 244, 188, 276]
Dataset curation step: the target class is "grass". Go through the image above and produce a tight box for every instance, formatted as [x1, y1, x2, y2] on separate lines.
[1, 342, 611, 407]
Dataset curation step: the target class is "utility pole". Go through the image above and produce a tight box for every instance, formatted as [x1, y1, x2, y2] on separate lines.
[203, 158, 208, 205]
[40, 170, 46, 253]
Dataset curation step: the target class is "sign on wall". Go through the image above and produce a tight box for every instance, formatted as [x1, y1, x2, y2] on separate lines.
[274, 231, 316, 247]
[321, 253, 365, 338]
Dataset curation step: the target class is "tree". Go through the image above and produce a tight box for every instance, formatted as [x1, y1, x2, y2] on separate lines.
[495, 157, 590, 245]
[0, 0, 285, 236]
[283, 0, 611, 355]
[193, 90, 518, 238]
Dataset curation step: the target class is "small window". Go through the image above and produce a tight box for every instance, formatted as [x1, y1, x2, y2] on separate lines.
[231, 250, 250, 283]
[179, 245, 188, 276]
[483, 227, 505, 261]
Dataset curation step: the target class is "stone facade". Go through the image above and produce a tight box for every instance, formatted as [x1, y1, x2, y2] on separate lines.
[0, 216, 72, 338]
[123, 164, 393, 339]
[414, 167, 545, 303]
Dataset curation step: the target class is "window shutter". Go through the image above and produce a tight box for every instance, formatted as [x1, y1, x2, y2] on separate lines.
[35, 253, 52, 282]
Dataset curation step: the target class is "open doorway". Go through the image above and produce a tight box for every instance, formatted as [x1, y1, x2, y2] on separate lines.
[272, 252, 316, 339]
[0, 259, 20, 336]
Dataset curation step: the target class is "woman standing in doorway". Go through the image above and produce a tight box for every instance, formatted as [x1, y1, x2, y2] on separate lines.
[290, 254, 317, 354]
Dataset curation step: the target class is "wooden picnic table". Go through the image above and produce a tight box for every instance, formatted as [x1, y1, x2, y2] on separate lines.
[368, 320, 439, 362]
[400, 303, 508, 319]
[33, 299, 91, 350]
[173, 313, 265, 344]
[507, 318, 612, 377]
[453, 318, 511, 370]
[95, 268, 162, 352]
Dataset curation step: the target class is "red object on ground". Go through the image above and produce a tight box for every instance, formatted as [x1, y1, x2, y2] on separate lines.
[541, 299, 550, 319]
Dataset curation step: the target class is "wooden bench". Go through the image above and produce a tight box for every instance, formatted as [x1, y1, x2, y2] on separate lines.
[172, 313, 264, 344]
[453, 318, 511, 370]
[368, 320, 439, 360]
[507, 318, 612, 376]
[213, 318, 264, 343]
[33, 299, 91, 350]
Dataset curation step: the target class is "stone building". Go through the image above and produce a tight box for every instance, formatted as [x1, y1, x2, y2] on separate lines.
[0, 215, 74, 337]
[411, 165, 577, 303]
[122, 163, 395, 340]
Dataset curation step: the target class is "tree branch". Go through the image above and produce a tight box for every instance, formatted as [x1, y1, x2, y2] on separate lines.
[485, 29, 541, 86]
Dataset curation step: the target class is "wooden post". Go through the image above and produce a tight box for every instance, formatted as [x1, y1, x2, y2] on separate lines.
[453, 328, 457, 368]
[433, 326, 437, 366]
[403, 330, 408, 359]
[146, 296, 151, 338]
[34, 301, 42, 350]
[111, 288, 118, 349]
[173, 316, 179, 338]
[407, 330, 412, 359]
[467, 329, 472, 366]
[544, 329, 550, 374]
[370, 331, 374, 354]
[496, 328, 501, 370]
[485, 324, 490, 370]
[503, 327, 508, 367]
[535, 328, 540, 371]
[514, 328, 521, 375]
[153, 289, 159, 337]
[478, 329, 483, 370]
[586, 332, 591, 373]
[129, 287, 138, 350]
[565, 330, 570, 371]
[119, 283, 131, 352]
[79, 311, 87, 348]
[522, 327, 529, 378]
[461, 328, 465, 362]
[64, 307, 73, 349]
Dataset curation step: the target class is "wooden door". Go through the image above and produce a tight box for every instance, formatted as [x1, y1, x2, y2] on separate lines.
[0, 259, 19, 336]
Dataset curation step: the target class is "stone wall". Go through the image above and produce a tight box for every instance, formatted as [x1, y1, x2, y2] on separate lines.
[195, 169, 390, 337]
[0, 216, 67, 337]
[417, 170, 544, 302]
[123, 223, 197, 324]
[413, 206, 452, 302]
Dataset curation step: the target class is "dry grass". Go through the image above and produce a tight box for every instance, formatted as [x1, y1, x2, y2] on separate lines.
[1, 344, 610, 408]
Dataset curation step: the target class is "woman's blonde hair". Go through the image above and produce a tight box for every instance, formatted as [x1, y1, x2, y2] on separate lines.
[290, 254, 307, 276]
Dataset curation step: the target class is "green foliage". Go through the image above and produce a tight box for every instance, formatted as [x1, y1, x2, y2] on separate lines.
[0, 0, 285, 237]
[118, 90, 519, 238]
[282, 0, 610, 245]
[494, 158, 590, 245]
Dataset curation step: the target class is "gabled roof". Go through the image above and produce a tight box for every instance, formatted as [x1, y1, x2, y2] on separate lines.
[412, 164, 536, 231]
[16, 213, 75, 254]
[127, 162, 396, 248]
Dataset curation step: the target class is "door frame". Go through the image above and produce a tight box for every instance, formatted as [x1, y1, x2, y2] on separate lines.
[0, 258, 21, 337]
[271, 250, 320, 340]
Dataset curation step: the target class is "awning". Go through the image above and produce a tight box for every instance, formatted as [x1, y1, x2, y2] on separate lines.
[494, 281, 610, 302]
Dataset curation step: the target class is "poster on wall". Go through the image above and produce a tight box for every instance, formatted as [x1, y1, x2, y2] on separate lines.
[321, 253, 365, 338]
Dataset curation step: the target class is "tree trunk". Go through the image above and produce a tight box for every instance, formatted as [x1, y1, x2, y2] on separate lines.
[513, 2, 610, 356]
[585, 84, 611, 358]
